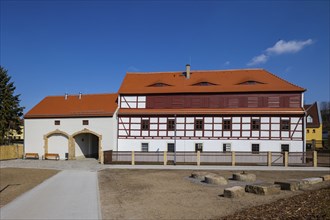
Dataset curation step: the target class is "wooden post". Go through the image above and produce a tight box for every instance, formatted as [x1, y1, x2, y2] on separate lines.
[197, 151, 200, 166]
[313, 151, 317, 167]
[267, 151, 272, 167]
[284, 151, 288, 167]
[164, 151, 167, 166]
[231, 151, 235, 166]
[131, 150, 135, 165]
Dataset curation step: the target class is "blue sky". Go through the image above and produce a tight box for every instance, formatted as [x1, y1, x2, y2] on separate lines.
[1, 0, 329, 113]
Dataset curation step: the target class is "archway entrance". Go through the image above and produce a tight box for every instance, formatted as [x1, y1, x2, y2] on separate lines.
[44, 130, 70, 160]
[74, 133, 99, 159]
[72, 129, 102, 161]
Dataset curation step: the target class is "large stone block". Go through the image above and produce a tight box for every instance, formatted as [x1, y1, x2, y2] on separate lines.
[245, 183, 281, 195]
[232, 172, 256, 182]
[204, 174, 228, 185]
[190, 171, 210, 181]
[224, 186, 245, 198]
[321, 175, 330, 181]
[274, 180, 300, 191]
[301, 177, 323, 185]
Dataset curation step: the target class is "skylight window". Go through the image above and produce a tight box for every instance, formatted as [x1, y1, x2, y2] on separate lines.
[192, 81, 217, 86]
[148, 82, 171, 87]
[238, 80, 264, 85]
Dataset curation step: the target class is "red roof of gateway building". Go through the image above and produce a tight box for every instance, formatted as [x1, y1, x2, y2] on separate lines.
[25, 93, 118, 119]
[118, 68, 305, 94]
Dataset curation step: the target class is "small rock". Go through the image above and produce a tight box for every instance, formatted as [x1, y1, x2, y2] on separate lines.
[205, 174, 228, 185]
[245, 183, 281, 195]
[224, 186, 245, 198]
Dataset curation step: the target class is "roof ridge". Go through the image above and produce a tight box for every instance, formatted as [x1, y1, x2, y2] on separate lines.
[45, 93, 118, 98]
[126, 68, 264, 74]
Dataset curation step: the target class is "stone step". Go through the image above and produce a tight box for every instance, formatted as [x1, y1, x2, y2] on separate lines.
[321, 174, 330, 181]
[245, 183, 281, 195]
[301, 177, 323, 185]
[224, 186, 245, 198]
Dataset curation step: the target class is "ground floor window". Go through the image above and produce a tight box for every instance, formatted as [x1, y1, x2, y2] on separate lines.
[252, 144, 260, 154]
[281, 144, 289, 153]
[167, 143, 175, 152]
[141, 143, 149, 152]
[223, 143, 231, 152]
[195, 143, 203, 152]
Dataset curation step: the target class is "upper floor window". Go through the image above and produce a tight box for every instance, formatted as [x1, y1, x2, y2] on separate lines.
[281, 144, 289, 153]
[223, 119, 231, 131]
[141, 119, 150, 131]
[307, 115, 313, 123]
[167, 119, 175, 131]
[82, 120, 89, 125]
[280, 120, 290, 131]
[54, 120, 60, 125]
[251, 119, 260, 130]
[195, 119, 204, 130]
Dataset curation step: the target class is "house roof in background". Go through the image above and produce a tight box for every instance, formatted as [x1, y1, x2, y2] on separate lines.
[24, 93, 118, 119]
[304, 102, 322, 128]
[118, 69, 306, 95]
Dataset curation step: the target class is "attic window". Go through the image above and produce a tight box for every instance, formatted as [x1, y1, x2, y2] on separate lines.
[238, 81, 264, 85]
[307, 115, 313, 123]
[148, 82, 171, 87]
[192, 82, 216, 86]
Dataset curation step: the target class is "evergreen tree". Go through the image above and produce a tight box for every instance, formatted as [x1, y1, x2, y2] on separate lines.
[0, 66, 24, 145]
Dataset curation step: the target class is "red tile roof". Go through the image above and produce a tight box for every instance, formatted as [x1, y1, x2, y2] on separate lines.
[118, 108, 305, 116]
[304, 102, 321, 128]
[118, 69, 305, 94]
[25, 93, 118, 119]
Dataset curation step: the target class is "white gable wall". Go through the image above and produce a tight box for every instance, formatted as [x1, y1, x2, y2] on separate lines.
[24, 117, 117, 159]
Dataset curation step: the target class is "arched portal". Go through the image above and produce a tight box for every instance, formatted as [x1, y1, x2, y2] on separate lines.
[44, 130, 70, 160]
[71, 129, 103, 162]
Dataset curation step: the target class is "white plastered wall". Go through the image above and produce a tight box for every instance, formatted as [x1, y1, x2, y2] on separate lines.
[24, 116, 118, 159]
[118, 139, 303, 152]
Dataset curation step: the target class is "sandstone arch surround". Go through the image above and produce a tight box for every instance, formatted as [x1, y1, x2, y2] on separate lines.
[43, 128, 103, 163]
[43, 129, 71, 159]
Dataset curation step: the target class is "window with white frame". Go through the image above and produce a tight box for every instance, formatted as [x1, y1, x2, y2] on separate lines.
[307, 115, 313, 123]
[223, 143, 231, 152]
[141, 143, 149, 152]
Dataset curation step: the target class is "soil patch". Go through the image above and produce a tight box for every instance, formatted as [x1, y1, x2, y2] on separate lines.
[0, 168, 59, 207]
[98, 169, 329, 219]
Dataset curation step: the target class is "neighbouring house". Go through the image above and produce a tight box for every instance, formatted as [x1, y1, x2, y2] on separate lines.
[304, 102, 323, 149]
[117, 65, 306, 153]
[24, 93, 118, 163]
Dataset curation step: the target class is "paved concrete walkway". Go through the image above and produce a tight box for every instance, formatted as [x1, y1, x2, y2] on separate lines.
[0, 170, 101, 220]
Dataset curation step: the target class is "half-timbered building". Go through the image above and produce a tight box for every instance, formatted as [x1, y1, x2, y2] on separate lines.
[117, 66, 306, 153]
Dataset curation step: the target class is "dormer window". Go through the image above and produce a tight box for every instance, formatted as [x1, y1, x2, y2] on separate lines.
[307, 115, 313, 123]
[148, 82, 171, 87]
[192, 81, 216, 86]
[238, 80, 264, 85]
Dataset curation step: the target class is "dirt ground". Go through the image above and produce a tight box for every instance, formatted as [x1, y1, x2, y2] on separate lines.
[98, 169, 330, 220]
[0, 168, 59, 207]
